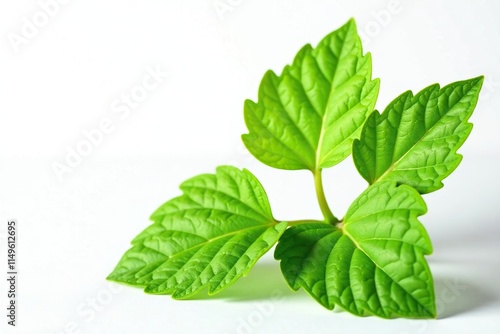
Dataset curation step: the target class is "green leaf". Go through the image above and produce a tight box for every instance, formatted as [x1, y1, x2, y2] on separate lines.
[242, 18, 380, 171]
[353, 76, 484, 193]
[275, 182, 435, 318]
[107, 166, 287, 298]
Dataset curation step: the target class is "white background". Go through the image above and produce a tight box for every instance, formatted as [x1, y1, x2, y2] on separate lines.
[1, 0, 500, 333]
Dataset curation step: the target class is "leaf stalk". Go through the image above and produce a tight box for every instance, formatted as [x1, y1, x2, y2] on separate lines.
[285, 219, 326, 226]
[313, 169, 338, 224]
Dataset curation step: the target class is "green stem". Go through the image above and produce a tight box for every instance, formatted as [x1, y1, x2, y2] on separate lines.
[313, 169, 338, 224]
[285, 219, 326, 226]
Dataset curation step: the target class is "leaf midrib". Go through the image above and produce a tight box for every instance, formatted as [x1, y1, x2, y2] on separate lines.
[178, 224, 283, 297]
[341, 227, 434, 316]
[151, 222, 284, 297]
[181, 185, 272, 223]
[373, 84, 475, 186]
[284, 227, 340, 288]
[147, 222, 277, 266]
[314, 32, 350, 169]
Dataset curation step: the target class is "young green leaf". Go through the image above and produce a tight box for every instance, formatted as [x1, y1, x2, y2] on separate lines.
[275, 182, 435, 318]
[353, 77, 483, 193]
[107, 166, 286, 298]
[243, 18, 380, 171]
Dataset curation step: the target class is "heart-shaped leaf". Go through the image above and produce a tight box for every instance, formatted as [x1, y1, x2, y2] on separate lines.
[275, 182, 435, 318]
[353, 77, 483, 193]
[108, 166, 286, 298]
[243, 19, 380, 171]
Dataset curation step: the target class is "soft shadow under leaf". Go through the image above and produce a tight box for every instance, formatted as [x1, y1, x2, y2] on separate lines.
[185, 262, 302, 302]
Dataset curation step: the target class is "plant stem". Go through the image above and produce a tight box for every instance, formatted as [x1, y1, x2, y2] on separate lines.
[313, 169, 338, 224]
[285, 219, 326, 226]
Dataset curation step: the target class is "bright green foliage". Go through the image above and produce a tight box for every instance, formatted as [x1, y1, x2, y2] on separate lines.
[107, 166, 287, 298]
[109, 19, 483, 319]
[353, 77, 483, 193]
[242, 19, 380, 171]
[275, 182, 435, 318]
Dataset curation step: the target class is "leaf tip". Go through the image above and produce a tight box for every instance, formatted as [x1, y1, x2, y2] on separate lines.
[345, 17, 357, 29]
[474, 74, 485, 84]
[472, 75, 485, 91]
